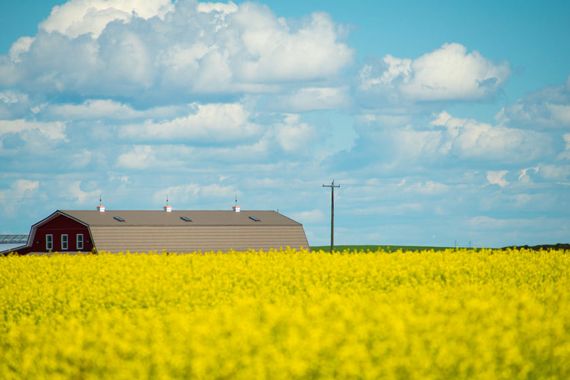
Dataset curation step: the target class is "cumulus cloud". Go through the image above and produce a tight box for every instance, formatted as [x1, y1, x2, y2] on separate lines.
[115, 137, 273, 170]
[430, 111, 550, 162]
[497, 76, 570, 128]
[116, 145, 157, 169]
[197, 1, 238, 14]
[486, 170, 509, 188]
[119, 103, 260, 143]
[0, 119, 67, 153]
[359, 43, 509, 101]
[274, 114, 316, 153]
[40, 0, 174, 38]
[8, 37, 34, 63]
[339, 110, 552, 171]
[0, 179, 40, 214]
[0, 0, 352, 100]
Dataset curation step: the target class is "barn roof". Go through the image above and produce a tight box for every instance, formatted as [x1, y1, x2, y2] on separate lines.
[59, 210, 301, 227]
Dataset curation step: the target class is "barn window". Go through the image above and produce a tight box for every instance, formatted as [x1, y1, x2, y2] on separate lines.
[46, 234, 53, 251]
[249, 216, 261, 222]
[76, 234, 84, 250]
[61, 234, 68, 250]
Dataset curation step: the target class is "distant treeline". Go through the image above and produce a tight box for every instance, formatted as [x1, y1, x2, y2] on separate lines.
[311, 243, 570, 252]
[502, 243, 570, 251]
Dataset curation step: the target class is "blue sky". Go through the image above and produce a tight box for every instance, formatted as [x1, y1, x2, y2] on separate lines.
[1, 0, 569, 247]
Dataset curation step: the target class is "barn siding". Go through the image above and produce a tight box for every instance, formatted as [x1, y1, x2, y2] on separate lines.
[89, 226, 309, 253]
[29, 214, 93, 253]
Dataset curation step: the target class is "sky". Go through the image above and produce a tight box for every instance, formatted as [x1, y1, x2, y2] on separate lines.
[0, 0, 569, 247]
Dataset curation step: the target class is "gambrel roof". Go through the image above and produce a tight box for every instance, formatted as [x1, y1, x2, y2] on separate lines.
[60, 210, 308, 253]
[60, 210, 301, 227]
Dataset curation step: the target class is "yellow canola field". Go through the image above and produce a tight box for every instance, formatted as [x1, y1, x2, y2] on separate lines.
[0, 248, 568, 379]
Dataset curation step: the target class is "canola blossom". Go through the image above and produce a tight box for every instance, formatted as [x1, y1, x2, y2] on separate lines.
[0, 248, 568, 379]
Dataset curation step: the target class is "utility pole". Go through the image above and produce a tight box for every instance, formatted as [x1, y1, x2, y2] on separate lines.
[322, 180, 340, 252]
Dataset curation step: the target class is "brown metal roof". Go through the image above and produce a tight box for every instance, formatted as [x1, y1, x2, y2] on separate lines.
[60, 210, 302, 227]
[89, 225, 309, 253]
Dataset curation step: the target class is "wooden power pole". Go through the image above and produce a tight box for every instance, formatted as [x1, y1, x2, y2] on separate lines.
[322, 180, 340, 252]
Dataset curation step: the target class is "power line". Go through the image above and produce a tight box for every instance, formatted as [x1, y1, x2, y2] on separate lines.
[322, 180, 340, 252]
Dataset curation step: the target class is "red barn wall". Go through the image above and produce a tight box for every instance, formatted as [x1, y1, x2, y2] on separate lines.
[26, 214, 93, 254]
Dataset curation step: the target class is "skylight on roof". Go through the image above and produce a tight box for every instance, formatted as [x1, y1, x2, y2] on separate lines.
[113, 216, 126, 222]
[249, 216, 261, 222]
[180, 216, 192, 222]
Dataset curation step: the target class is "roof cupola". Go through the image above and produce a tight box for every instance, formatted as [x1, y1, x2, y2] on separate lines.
[164, 196, 172, 212]
[232, 194, 240, 213]
[96, 196, 105, 213]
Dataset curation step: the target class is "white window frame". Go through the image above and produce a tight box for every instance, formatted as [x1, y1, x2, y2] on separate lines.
[61, 234, 68, 251]
[46, 234, 53, 251]
[76, 234, 84, 250]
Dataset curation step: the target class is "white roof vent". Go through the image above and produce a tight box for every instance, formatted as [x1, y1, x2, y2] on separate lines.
[97, 196, 105, 212]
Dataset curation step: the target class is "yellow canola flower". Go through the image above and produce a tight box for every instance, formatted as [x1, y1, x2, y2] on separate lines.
[0, 248, 568, 379]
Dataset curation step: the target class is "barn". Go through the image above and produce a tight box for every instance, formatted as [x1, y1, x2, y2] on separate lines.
[2, 204, 309, 255]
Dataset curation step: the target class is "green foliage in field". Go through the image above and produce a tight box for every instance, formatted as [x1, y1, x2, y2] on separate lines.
[0, 249, 568, 379]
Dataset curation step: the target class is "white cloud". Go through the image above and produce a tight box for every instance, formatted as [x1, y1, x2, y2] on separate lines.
[40, 0, 174, 38]
[0, 91, 31, 118]
[404, 180, 449, 194]
[497, 76, 570, 129]
[116, 145, 156, 170]
[546, 104, 570, 125]
[0, 179, 40, 214]
[119, 103, 260, 143]
[154, 183, 236, 205]
[518, 166, 539, 183]
[47, 99, 138, 120]
[538, 164, 570, 181]
[290, 209, 325, 223]
[67, 180, 100, 204]
[197, 1, 238, 14]
[0, 1, 351, 99]
[347, 111, 552, 169]
[274, 114, 316, 153]
[8, 37, 34, 63]
[115, 139, 275, 170]
[234, 7, 352, 82]
[358, 113, 411, 128]
[271, 87, 349, 112]
[0, 119, 66, 140]
[70, 149, 94, 169]
[0, 119, 67, 153]
[359, 43, 510, 101]
[45, 99, 184, 121]
[486, 170, 509, 188]
[0, 91, 28, 105]
[430, 111, 551, 162]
